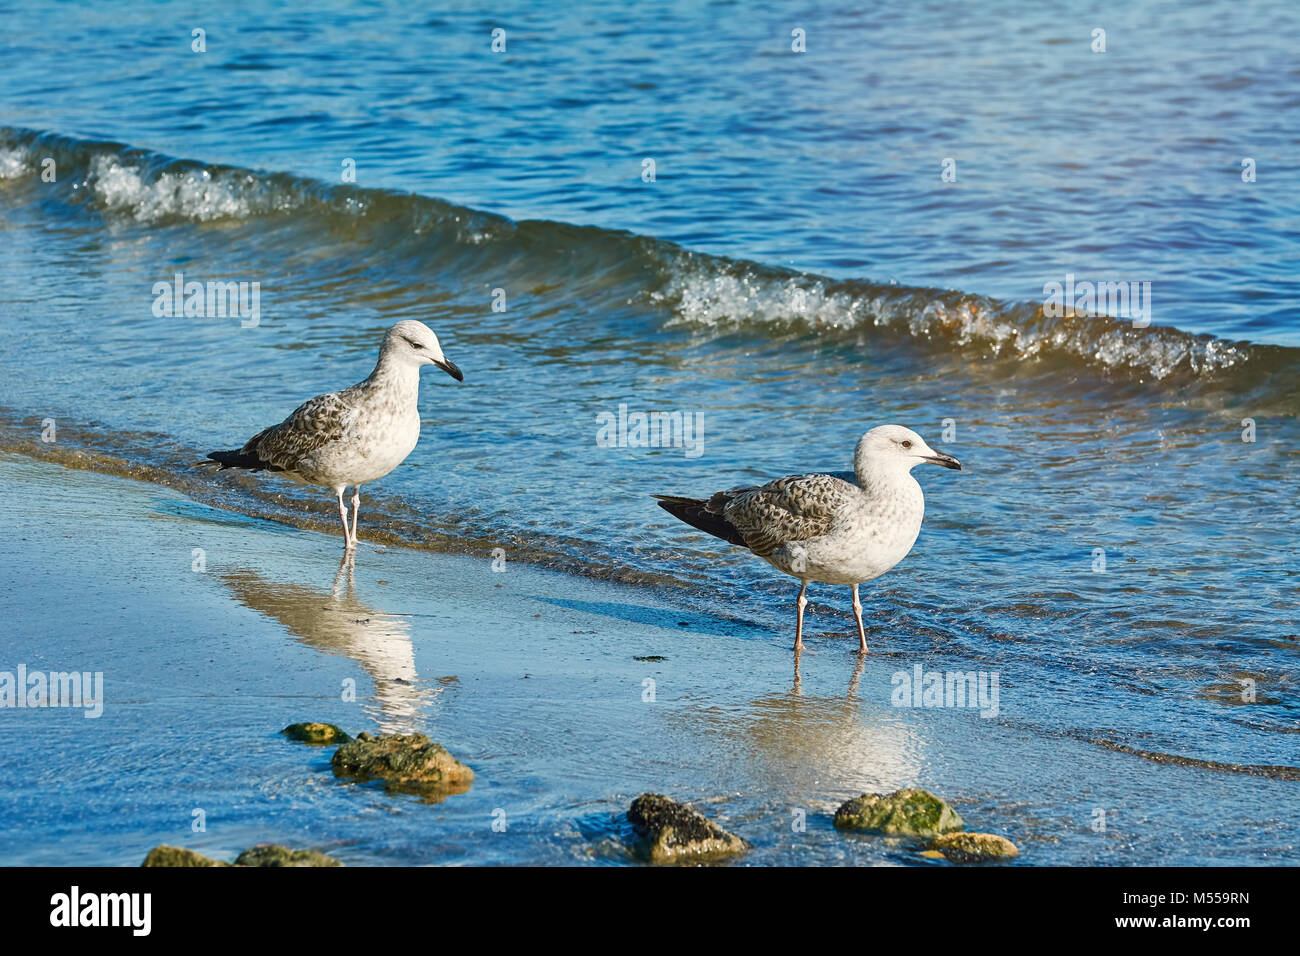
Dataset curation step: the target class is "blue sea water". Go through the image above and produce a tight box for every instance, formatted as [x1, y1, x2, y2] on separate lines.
[0, 0, 1296, 865]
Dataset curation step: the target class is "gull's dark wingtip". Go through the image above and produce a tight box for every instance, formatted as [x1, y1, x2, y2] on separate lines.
[205, 449, 276, 472]
[653, 494, 748, 548]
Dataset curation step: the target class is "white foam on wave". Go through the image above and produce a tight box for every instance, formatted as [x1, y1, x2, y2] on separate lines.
[85, 154, 290, 223]
[0, 147, 29, 179]
[654, 268, 862, 331]
[653, 261, 1248, 380]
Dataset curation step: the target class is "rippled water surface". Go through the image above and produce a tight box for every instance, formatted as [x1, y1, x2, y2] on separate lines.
[0, 0, 1296, 865]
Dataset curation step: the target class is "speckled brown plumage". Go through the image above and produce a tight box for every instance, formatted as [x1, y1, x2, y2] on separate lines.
[718, 473, 858, 556]
[205, 320, 462, 549]
[234, 391, 350, 473]
[654, 425, 961, 652]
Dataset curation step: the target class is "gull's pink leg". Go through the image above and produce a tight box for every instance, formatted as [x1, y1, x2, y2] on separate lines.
[795, 582, 808, 650]
[851, 583, 868, 653]
[349, 485, 362, 546]
[336, 488, 353, 550]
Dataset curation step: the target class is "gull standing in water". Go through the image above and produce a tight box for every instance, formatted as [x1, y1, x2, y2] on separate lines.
[654, 425, 960, 653]
[206, 320, 463, 550]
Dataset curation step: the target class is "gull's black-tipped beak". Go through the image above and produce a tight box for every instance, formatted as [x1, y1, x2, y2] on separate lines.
[924, 452, 962, 470]
[435, 358, 464, 382]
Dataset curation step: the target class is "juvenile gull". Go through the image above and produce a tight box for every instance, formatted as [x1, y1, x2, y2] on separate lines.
[206, 320, 463, 550]
[654, 425, 960, 653]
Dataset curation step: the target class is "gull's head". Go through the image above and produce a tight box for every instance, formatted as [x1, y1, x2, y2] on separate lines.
[855, 424, 961, 475]
[383, 320, 463, 381]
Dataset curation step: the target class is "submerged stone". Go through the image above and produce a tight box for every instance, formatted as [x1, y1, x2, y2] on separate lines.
[235, 844, 343, 867]
[142, 845, 229, 867]
[330, 731, 474, 797]
[928, 832, 1019, 863]
[282, 722, 353, 745]
[833, 787, 964, 837]
[627, 793, 749, 864]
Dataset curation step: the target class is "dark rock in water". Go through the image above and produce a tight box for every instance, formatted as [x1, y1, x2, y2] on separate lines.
[627, 793, 749, 864]
[282, 722, 353, 745]
[142, 846, 229, 867]
[927, 832, 1019, 863]
[833, 788, 964, 837]
[235, 844, 343, 867]
[330, 732, 474, 797]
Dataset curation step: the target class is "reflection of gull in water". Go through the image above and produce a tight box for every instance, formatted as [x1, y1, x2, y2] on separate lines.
[743, 658, 923, 798]
[666, 657, 923, 803]
[218, 556, 447, 733]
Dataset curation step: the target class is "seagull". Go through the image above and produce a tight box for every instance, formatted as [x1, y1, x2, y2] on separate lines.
[654, 425, 960, 653]
[206, 320, 463, 550]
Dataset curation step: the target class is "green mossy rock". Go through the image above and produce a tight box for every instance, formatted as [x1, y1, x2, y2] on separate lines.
[627, 793, 750, 865]
[833, 788, 964, 837]
[142, 844, 343, 867]
[142, 845, 229, 867]
[234, 844, 343, 867]
[281, 722, 353, 745]
[330, 732, 474, 797]
[928, 831, 1019, 863]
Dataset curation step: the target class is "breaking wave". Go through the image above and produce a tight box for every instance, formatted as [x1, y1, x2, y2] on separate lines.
[1, 125, 1291, 390]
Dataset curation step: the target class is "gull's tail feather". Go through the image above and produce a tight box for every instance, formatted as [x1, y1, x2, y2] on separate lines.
[653, 494, 748, 548]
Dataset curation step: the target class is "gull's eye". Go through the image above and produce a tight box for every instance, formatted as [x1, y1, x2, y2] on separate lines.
[901, 440, 913, 449]
[406, 338, 424, 350]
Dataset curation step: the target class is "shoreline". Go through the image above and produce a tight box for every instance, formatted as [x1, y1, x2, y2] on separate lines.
[0, 407, 687, 591]
[0, 452, 1295, 866]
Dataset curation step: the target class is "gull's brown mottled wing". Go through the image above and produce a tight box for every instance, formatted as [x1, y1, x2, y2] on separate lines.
[722, 473, 857, 556]
[238, 390, 351, 472]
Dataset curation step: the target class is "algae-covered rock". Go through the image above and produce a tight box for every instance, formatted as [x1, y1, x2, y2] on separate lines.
[282, 722, 352, 745]
[627, 793, 750, 864]
[833, 788, 964, 837]
[235, 844, 343, 867]
[330, 732, 474, 797]
[142, 845, 230, 867]
[927, 831, 1019, 863]
[142, 843, 343, 867]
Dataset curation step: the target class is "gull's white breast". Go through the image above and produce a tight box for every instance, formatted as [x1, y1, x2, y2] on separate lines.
[768, 479, 925, 585]
[298, 402, 421, 488]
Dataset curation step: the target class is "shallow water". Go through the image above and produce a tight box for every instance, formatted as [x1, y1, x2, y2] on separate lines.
[0, 0, 1296, 865]
[1, 457, 1293, 866]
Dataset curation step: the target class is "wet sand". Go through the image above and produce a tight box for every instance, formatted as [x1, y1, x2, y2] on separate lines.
[0, 453, 1292, 866]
